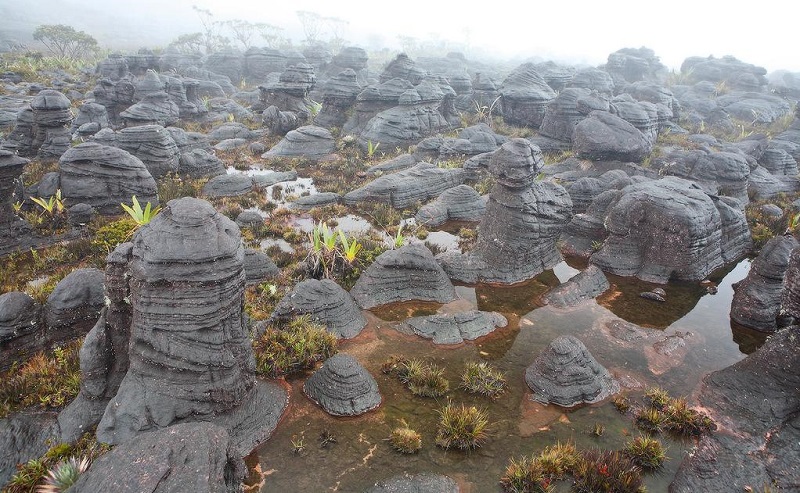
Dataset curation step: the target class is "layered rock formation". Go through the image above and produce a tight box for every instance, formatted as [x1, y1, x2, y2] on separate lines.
[303, 354, 381, 416]
[0, 150, 32, 255]
[573, 110, 651, 162]
[542, 265, 610, 308]
[0, 292, 41, 372]
[345, 163, 467, 209]
[438, 139, 573, 284]
[96, 198, 287, 454]
[351, 243, 456, 309]
[403, 310, 507, 345]
[730, 235, 799, 332]
[262, 125, 335, 160]
[415, 185, 486, 227]
[269, 278, 366, 339]
[94, 125, 180, 178]
[525, 335, 619, 407]
[58, 142, 158, 215]
[500, 63, 557, 128]
[657, 148, 751, 204]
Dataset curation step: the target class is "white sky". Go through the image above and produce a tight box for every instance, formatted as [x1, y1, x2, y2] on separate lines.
[17, 0, 800, 73]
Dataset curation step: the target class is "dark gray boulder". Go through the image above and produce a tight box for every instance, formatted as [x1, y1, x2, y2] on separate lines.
[365, 473, 459, 493]
[96, 198, 288, 455]
[573, 110, 651, 162]
[43, 267, 105, 333]
[94, 125, 180, 178]
[71, 101, 110, 137]
[0, 412, 60, 487]
[670, 326, 800, 492]
[120, 91, 180, 127]
[243, 47, 286, 81]
[603, 47, 668, 85]
[656, 148, 751, 204]
[539, 87, 607, 143]
[202, 174, 254, 197]
[178, 149, 226, 178]
[415, 185, 486, 227]
[58, 142, 158, 215]
[681, 55, 768, 90]
[366, 153, 418, 176]
[0, 150, 32, 255]
[717, 91, 792, 125]
[345, 163, 467, 209]
[591, 177, 726, 283]
[748, 165, 797, 200]
[243, 249, 279, 286]
[67, 203, 96, 227]
[730, 235, 799, 332]
[567, 67, 615, 96]
[262, 105, 300, 135]
[782, 247, 800, 319]
[303, 353, 381, 416]
[525, 335, 619, 407]
[262, 125, 335, 160]
[342, 78, 414, 136]
[70, 422, 244, 493]
[715, 195, 751, 263]
[287, 192, 342, 211]
[0, 292, 41, 372]
[268, 278, 366, 339]
[208, 122, 257, 143]
[542, 265, 610, 308]
[30, 89, 73, 159]
[351, 243, 456, 309]
[205, 49, 244, 84]
[404, 310, 507, 345]
[379, 53, 426, 84]
[438, 139, 573, 284]
[759, 146, 798, 176]
[500, 62, 557, 128]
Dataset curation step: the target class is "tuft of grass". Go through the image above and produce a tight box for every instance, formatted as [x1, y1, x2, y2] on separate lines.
[612, 395, 631, 414]
[500, 456, 553, 493]
[644, 386, 671, 410]
[392, 358, 450, 398]
[0, 340, 82, 418]
[535, 441, 580, 479]
[460, 361, 506, 399]
[662, 397, 716, 437]
[435, 402, 490, 450]
[622, 435, 667, 470]
[37, 456, 89, 493]
[634, 407, 666, 434]
[573, 449, 645, 493]
[252, 315, 338, 378]
[388, 419, 422, 454]
[156, 172, 206, 203]
[91, 218, 138, 253]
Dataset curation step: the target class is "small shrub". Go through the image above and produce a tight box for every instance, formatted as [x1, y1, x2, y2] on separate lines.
[435, 402, 489, 450]
[120, 195, 160, 226]
[622, 435, 667, 470]
[573, 449, 645, 493]
[500, 456, 552, 493]
[252, 315, 337, 378]
[91, 218, 137, 252]
[460, 361, 506, 399]
[612, 395, 631, 414]
[38, 456, 89, 492]
[388, 419, 422, 454]
[535, 441, 580, 479]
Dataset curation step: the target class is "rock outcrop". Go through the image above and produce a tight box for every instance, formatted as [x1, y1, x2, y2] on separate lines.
[573, 110, 651, 162]
[303, 354, 381, 416]
[415, 185, 486, 227]
[403, 310, 507, 345]
[262, 125, 335, 160]
[542, 265, 610, 308]
[269, 279, 366, 339]
[500, 62, 557, 128]
[345, 163, 467, 209]
[0, 150, 32, 255]
[525, 335, 619, 407]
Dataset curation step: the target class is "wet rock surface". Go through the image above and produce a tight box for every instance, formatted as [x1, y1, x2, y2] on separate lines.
[351, 243, 456, 309]
[269, 278, 366, 339]
[403, 310, 507, 344]
[542, 265, 610, 308]
[364, 472, 460, 493]
[303, 353, 381, 416]
[573, 110, 651, 162]
[262, 125, 335, 160]
[525, 335, 619, 407]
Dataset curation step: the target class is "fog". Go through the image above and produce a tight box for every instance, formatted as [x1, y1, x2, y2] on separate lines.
[1, 0, 797, 73]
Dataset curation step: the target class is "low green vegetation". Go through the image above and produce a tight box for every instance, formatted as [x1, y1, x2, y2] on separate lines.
[572, 449, 645, 493]
[120, 196, 160, 226]
[632, 387, 716, 437]
[252, 315, 338, 378]
[388, 419, 422, 454]
[460, 361, 506, 399]
[622, 435, 667, 470]
[0, 340, 82, 418]
[383, 357, 450, 398]
[501, 442, 580, 493]
[435, 402, 490, 450]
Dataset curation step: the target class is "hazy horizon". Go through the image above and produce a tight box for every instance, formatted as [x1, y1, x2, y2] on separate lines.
[1, 0, 797, 73]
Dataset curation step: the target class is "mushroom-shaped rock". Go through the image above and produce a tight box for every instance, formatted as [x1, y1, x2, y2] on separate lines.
[525, 335, 619, 407]
[120, 92, 180, 127]
[404, 310, 507, 345]
[262, 125, 335, 160]
[58, 143, 158, 215]
[542, 265, 610, 308]
[30, 89, 73, 159]
[438, 139, 573, 284]
[94, 125, 181, 178]
[96, 197, 287, 454]
[351, 243, 456, 309]
[269, 279, 366, 339]
[415, 185, 486, 227]
[500, 62, 557, 128]
[345, 163, 467, 209]
[731, 235, 799, 332]
[303, 354, 381, 416]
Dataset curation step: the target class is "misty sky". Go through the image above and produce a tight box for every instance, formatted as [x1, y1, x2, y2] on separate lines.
[3, 0, 797, 72]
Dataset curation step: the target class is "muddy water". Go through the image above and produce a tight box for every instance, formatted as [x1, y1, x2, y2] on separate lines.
[250, 254, 758, 492]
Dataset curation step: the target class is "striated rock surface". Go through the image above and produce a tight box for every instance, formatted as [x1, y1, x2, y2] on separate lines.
[731, 235, 799, 332]
[94, 125, 180, 178]
[43, 268, 105, 333]
[351, 243, 456, 309]
[681, 55, 768, 90]
[670, 326, 800, 492]
[120, 92, 180, 127]
[0, 412, 60, 487]
[30, 89, 73, 159]
[315, 68, 362, 129]
[70, 422, 244, 493]
[573, 110, 651, 162]
[500, 62, 557, 128]
[243, 249, 279, 286]
[269, 279, 366, 339]
[567, 67, 615, 95]
[438, 139, 573, 284]
[782, 247, 800, 319]
[657, 148, 751, 204]
[96, 198, 287, 454]
[539, 87, 607, 143]
[202, 174, 254, 197]
[262, 125, 335, 160]
[380, 53, 426, 84]
[59, 142, 158, 215]
[0, 292, 41, 372]
[604, 47, 668, 85]
[71, 101, 110, 137]
[415, 185, 486, 227]
[591, 177, 726, 283]
[525, 335, 619, 407]
[178, 149, 226, 178]
[542, 265, 610, 308]
[342, 78, 414, 136]
[303, 354, 381, 416]
[365, 473, 459, 493]
[0, 150, 32, 255]
[404, 310, 507, 345]
[345, 163, 467, 209]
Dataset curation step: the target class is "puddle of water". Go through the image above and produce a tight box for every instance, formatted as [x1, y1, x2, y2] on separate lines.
[260, 238, 295, 254]
[421, 231, 460, 253]
[226, 166, 318, 206]
[252, 251, 756, 492]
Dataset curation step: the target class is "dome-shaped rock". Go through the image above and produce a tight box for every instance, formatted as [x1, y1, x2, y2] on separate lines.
[269, 279, 366, 339]
[303, 353, 381, 416]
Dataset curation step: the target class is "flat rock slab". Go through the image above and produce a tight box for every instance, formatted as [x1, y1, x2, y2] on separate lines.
[542, 265, 609, 308]
[403, 310, 507, 344]
[365, 473, 459, 493]
[303, 354, 381, 417]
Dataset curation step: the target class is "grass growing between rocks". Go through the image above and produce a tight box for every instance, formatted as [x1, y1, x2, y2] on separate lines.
[572, 450, 645, 493]
[745, 193, 800, 252]
[622, 436, 667, 470]
[630, 386, 716, 437]
[500, 441, 580, 493]
[460, 361, 506, 399]
[435, 402, 490, 451]
[383, 357, 450, 398]
[252, 315, 338, 378]
[0, 340, 82, 418]
[4, 431, 109, 493]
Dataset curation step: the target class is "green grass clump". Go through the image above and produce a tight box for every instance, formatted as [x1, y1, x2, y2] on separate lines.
[435, 402, 490, 450]
[634, 407, 666, 434]
[0, 340, 82, 418]
[252, 315, 338, 378]
[573, 449, 645, 493]
[622, 435, 667, 470]
[643, 386, 671, 410]
[91, 217, 138, 252]
[460, 361, 506, 399]
[388, 419, 422, 454]
[663, 397, 716, 437]
[394, 358, 450, 398]
[500, 456, 553, 493]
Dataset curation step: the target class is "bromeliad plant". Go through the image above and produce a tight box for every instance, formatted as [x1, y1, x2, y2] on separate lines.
[30, 189, 65, 216]
[121, 195, 160, 227]
[305, 220, 365, 279]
